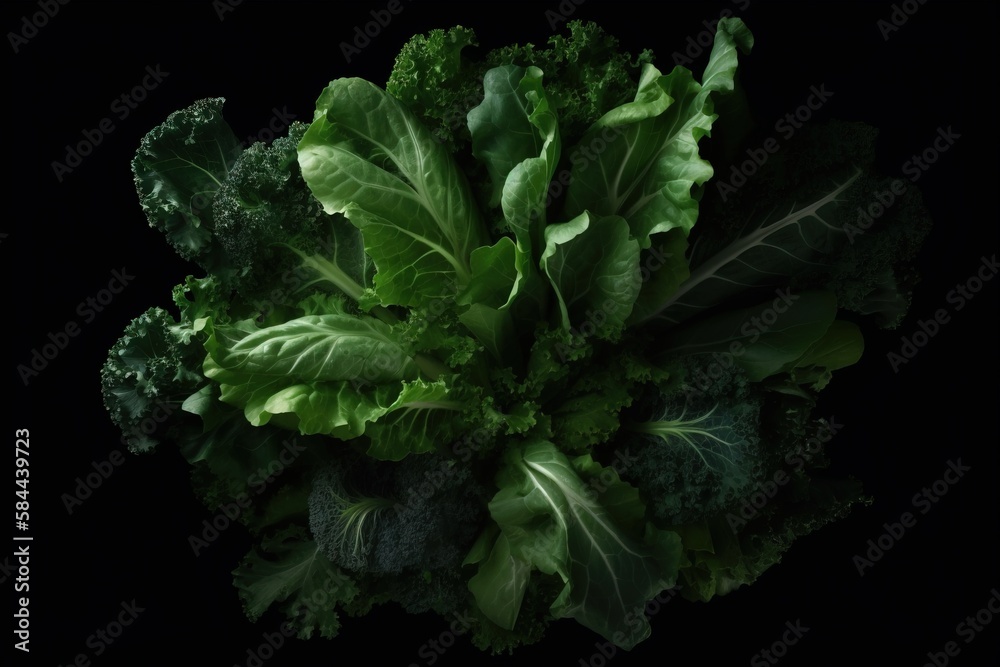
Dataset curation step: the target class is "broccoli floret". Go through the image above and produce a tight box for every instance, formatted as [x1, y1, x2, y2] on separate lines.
[307, 462, 395, 572]
[308, 453, 489, 577]
[376, 454, 488, 573]
[132, 98, 243, 273]
[388, 566, 470, 617]
[211, 122, 372, 313]
[622, 358, 763, 525]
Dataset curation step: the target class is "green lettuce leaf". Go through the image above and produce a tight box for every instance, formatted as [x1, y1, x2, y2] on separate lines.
[540, 213, 641, 340]
[298, 78, 490, 307]
[363, 378, 464, 461]
[640, 172, 861, 326]
[657, 290, 848, 382]
[562, 17, 752, 248]
[473, 440, 681, 649]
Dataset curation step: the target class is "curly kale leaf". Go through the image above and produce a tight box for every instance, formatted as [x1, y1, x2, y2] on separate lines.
[233, 525, 359, 639]
[132, 98, 242, 272]
[212, 121, 373, 312]
[386, 22, 652, 155]
[100, 307, 204, 452]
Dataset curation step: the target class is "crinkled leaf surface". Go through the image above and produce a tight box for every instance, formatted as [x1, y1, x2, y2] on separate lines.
[132, 98, 242, 266]
[563, 18, 752, 248]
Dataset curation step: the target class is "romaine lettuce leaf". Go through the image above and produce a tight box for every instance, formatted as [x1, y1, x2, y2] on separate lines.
[298, 78, 490, 307]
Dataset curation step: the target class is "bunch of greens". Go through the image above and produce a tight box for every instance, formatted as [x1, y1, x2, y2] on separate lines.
[102, 18, 931, 652]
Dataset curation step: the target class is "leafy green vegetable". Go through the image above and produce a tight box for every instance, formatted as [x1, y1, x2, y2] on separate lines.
[233, 526, 359, 639]
[473, 440, 681, 649]
[101, 16, 930, 654]
[132, 97, 242, 271]
[298, 77, 490, 307]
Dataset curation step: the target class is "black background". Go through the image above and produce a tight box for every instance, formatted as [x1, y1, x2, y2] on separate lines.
[6, 1, 998, 665]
